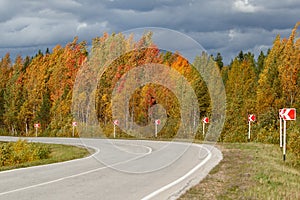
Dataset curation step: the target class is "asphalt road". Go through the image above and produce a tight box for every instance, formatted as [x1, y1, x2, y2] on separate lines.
[0, 136, 222, 200]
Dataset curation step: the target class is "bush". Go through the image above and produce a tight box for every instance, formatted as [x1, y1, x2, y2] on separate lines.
[33, 144, 51, 159]
[255, 127, 279, 144]
[0, 139, 51, 167]
[288, 127, 300, 160]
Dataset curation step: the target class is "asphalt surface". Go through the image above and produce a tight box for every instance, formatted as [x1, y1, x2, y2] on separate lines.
[0, 136, 222, 200]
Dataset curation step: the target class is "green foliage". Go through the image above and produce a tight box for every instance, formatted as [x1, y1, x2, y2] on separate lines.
[36, 88, 51, 130]
[256, 51, 266, 76]
[214, 52, 224, 70]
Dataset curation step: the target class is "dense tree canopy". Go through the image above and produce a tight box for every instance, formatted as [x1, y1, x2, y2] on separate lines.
[0, 23, 300, 159]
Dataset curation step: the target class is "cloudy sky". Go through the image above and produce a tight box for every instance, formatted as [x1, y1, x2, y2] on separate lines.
[0, 0, 299, 64]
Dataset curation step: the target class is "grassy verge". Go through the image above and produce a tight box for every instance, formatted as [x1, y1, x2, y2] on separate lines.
[179, 142, 300, 199]
[0, 141, 91, 171]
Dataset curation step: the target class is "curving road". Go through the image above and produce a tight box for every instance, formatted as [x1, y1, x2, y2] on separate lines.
[0, 136, 222, 200]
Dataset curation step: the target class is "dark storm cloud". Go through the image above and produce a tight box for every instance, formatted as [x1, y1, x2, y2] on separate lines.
[0, 0, 299, 63]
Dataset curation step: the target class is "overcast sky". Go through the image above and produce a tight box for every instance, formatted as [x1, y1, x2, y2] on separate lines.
[0, 0, 299, 64]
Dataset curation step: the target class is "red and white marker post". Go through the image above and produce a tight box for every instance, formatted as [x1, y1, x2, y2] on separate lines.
[279, 108, 296, 161]
[113, 120, 119, 138]
[72, 122, 77, 137]
[202, 117, 209, 135]
[155, 119, 161, 138]
[248, 114, 256, 141]
[279, 109, 285, 147]
[34, 123, 40, 137]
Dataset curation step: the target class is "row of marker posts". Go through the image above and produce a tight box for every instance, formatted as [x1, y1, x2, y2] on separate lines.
[34, 109, 296, 161]
[112, 119, 162, 138]
[111, 110, 295, 154]
[111, 117, 211, 138]
[34, 117, 209, 138]
[247, 108, 296, 161]
[65, 111, 295, 161]
[34, 122, 78, 137]
[71, 120, 161, 138]
[153, 118, 210, 138]
[50, 109, 296, 161]
[64, 114, 292, 147]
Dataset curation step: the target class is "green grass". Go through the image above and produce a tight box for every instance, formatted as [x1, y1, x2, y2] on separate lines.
[0, 142, 91, 171]
[179, 142, 300, 200]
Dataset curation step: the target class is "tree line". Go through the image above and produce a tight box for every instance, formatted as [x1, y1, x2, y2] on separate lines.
[0, 23, 299, 159]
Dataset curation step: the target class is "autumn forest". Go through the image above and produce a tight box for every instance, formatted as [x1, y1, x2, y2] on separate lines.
[0, 23, 300, 159]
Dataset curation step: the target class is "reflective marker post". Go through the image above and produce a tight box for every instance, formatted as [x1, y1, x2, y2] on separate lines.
[202, 117, 209, 136]
[113, 120, 119, 138]
[279, 117, 283, 147]
[113, 124, 116, 138]
[248, 120, 251, 142]
[72, 122, 77, 137]
[155, 119, 160, 138]
[247, 114, 256, 142]
[283, 119, 286, 161]
[279, 109, 284, 148]
[279, 108, 296, 161]
[34, 123, 40, 137]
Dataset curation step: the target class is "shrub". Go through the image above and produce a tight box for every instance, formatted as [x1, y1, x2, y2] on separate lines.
[288, 127, 300, 160]
[0, 139, 51, 167]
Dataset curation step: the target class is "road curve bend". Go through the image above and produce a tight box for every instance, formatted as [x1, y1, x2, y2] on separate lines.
[0, 136, 222, 200]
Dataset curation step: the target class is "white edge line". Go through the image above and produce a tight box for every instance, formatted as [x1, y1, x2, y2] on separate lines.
[0, 139, 100, 175]
[141, 144, 212, 200]
[0, 137, 212, 198]
[0, 140, 153, 196]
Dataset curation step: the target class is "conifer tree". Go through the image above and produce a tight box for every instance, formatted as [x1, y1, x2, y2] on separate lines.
[0, 53, 12, 130]
[222, 55, 257, 142]
[36, 88, 51, 131]
[256, 51, 266, 76]
[214, 52, 224, 70]
[3, 55, 25, 135]
[256, 35, 283, 131]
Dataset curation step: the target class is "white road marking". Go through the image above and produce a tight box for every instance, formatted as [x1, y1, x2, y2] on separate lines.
[141, 144, 212, 200]
[0, 139, 152, 196]
[0, 143, 100, 175]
